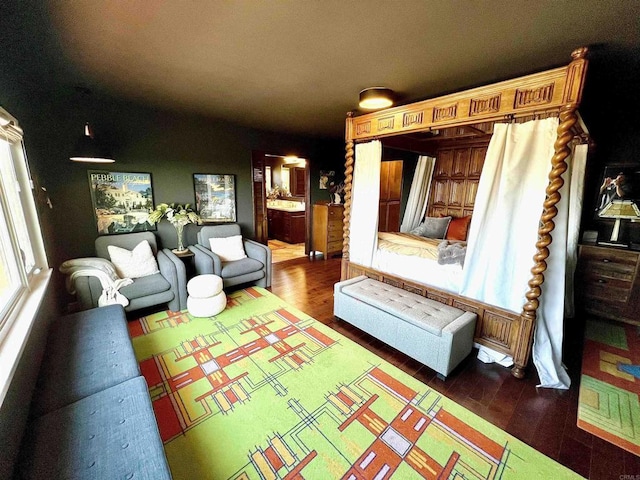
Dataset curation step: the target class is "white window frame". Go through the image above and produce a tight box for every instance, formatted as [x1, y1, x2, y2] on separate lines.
[0, 107, 51, 406]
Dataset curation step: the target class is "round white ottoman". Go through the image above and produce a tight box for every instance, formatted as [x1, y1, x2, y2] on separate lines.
[187, 274, 227, 317]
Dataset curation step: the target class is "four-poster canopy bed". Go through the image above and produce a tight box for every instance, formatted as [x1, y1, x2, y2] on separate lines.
[339, 47, 590, 380]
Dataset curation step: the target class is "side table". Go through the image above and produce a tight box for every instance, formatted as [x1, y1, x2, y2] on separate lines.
[173, 249, 195, 279]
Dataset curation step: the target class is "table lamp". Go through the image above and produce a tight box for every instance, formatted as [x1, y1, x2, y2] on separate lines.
[598, 199, 640, 245]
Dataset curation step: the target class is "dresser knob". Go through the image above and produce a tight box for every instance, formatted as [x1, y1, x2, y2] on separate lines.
[602, 259, 610, 263]
[597, 279, 607, 284]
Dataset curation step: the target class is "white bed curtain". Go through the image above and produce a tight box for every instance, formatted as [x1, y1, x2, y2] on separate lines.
[460, 117, 572, 389]
[400, 155, 436, 232]
[564, 143, 588, 318]
[349, 141, 382, 267]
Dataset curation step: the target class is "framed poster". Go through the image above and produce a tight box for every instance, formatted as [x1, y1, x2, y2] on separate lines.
[319, 170, 335, 189]
[193, 174, 237, 222]
[88, 171, 155, 235]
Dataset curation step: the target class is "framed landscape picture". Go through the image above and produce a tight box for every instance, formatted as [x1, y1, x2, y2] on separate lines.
[193, 174, 237, 222]
[88, 171, 155, 235]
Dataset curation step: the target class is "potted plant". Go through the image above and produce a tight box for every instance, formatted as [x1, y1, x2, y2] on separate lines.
[148, 203, 201, 253]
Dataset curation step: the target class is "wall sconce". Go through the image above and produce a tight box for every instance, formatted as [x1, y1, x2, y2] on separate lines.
[70, 123, 114, 163]
[359, 87, 394, 110]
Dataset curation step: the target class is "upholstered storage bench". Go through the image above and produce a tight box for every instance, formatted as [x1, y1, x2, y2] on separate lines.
[334, 276, 477, 378]
[16, 305, 171, 479]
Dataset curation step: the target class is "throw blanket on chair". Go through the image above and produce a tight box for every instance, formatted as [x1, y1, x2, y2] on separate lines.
[437, 240, 467, 266]
[59, 257, 133, 307]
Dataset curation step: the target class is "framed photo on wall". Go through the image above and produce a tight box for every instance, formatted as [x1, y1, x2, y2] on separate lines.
[88, 171, 156, 235]
[193, 173, 237, 222]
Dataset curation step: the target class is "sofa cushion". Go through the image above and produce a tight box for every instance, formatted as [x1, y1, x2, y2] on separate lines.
[221, 257, 264, 278]
[209, 234, 247, 261]
[19, 376, 171, 480]
[107, 240, 160, 279]
[119, 272, 171, 300]
[339, 277, 464, 337]
[31, 305, 140, 417]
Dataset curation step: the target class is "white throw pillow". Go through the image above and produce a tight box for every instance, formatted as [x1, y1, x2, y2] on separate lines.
[107, 240, 160, 279]
[209, 235, 247, 262]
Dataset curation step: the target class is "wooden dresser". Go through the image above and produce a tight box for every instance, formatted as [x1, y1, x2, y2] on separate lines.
[577, 244, 640, 325]
[312, 203, 344, 259]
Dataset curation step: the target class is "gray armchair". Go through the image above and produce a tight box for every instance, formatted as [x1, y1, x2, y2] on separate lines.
[74, 232, 187, 313]
[189, 224, 272, 288]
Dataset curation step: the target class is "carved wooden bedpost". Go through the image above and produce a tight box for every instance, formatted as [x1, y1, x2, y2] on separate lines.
[512, 47, 588, 379]
[341, 112, 355, 280]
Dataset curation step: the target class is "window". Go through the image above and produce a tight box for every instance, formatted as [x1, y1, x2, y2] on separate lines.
[0, 107, 48, 339]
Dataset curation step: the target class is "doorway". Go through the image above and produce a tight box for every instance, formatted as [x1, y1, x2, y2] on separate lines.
[251, 151, 311, 262]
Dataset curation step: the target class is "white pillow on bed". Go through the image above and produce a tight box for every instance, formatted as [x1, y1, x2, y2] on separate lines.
[410, 216, 452, 239]
[209, 235, 247, 261]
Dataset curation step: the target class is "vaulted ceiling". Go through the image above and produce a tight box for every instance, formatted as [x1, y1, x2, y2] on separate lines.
[3, 1, 639, 138]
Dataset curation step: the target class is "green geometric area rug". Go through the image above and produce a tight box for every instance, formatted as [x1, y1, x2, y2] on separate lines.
[129, 287, 581, 479]
[578, 319, 640, 455]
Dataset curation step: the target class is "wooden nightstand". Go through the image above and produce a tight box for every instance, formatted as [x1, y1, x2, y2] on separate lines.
[577, 244, 640, 325]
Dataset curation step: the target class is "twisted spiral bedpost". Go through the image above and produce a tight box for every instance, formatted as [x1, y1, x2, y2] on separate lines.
[341, 135, 355, 280]
[511, 103, 578, 379]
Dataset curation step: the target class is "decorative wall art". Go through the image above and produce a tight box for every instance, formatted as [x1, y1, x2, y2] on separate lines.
[319, 170, 335, 189]
[193, 174, 237, 222]
[88, 171, 155, 235]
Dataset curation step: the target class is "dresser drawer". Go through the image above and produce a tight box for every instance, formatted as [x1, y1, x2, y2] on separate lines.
[327, 240, 343, 252]
[583, 297, 627, 319]
[327, 229, 343, 242]
[327, 206, 344, 218]
[580, 246, 638, 278]
[582, 279, 633, 303]
[577, 244, 640, 324]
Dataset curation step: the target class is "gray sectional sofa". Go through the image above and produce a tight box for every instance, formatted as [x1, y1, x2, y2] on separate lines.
[16, 304, 171, 479]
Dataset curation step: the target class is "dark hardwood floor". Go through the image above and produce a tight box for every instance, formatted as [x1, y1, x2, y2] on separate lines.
[269, 256, 640, 479]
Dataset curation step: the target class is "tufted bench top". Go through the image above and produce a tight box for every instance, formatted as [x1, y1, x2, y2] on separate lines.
[339, 277, 465, 337]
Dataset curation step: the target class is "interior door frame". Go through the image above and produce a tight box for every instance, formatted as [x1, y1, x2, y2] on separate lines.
[251, 150, 311, 254]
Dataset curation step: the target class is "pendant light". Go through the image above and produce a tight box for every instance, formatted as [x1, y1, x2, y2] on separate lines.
[70, 123, 115, 163]
[359, 87, 394, 110]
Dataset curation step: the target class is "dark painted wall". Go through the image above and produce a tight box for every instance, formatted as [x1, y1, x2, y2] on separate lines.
[0, 88, 344, 308]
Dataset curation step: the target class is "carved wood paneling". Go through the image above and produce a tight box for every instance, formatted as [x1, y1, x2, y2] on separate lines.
[452, 149, 470, 176]
[470, 94, 501, 116]
[434, 150, 453, 176]
[448, 179, 465, 207]
[433, 103, 458, 122]
[346, 48, 588, 142]
[464, 180, 479, 208]
[469, 147, 487, 176]
[378, 116, 395, 131]
[430, 180, 449, 206]
[514, 83, 554, 108]
[403, 112, 424, 128]
[428, 140, 489, 219]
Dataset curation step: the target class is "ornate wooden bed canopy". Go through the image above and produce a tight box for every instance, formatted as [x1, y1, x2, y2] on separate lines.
[340, 47, 589, 378]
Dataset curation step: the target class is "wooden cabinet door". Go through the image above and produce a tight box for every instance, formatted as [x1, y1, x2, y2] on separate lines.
[380, 160, 403, 201]
[292, 167, 306, 196]
[379, 160, 403, 232]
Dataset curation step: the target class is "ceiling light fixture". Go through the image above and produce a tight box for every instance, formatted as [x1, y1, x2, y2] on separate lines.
[359, 87, 394, 110]
[70, 123, 115, 163]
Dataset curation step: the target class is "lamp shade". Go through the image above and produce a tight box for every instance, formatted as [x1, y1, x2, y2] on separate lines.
[70, 123, 114, 163]
[359, 87, 394, 110]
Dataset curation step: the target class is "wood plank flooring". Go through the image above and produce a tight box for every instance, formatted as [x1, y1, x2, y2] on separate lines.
[269, 255, 640, 479]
